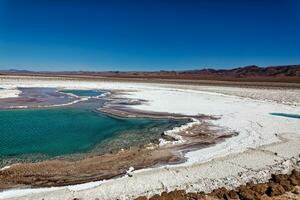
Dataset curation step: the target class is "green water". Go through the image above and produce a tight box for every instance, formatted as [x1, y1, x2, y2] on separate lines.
[270, 113, 300, 119]
[0, 107, 184, 160]
[0, 88, 187, 167]
[60, 89, 104, 97]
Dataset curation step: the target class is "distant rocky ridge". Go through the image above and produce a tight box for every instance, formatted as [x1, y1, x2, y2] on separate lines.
[1, 65, 300, 83]
[180, 65, 300, 77]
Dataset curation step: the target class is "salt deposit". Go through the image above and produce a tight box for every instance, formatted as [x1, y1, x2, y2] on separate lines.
[0, 76, 299, 200]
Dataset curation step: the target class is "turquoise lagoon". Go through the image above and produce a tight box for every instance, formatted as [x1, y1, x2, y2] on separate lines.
[0, 89, 186, 165]
[270, 113, 300, 119]
[60, 89, 104, 97]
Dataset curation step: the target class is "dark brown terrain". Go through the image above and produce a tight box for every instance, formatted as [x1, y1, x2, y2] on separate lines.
[134, 169, 300, 200]
[1, 65, 300, 84]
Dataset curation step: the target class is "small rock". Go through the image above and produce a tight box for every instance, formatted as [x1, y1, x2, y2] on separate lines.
[289, 177, 299, 186]
[167, 190, 186, 200]
[126, 166, 134, 177]
[266, 183, 285, 196]
[186, 192, 201, 200]
[252, 183, 269, 195]
[196, 191, 206, 199]
[134, 196, 147, 200]
[271, 174, 289, 183]
[292, 170, 300, 180]
[292, 186, 300, 194]
[238, 186, 257, 200]
[227, 190, 239, 199]
[279, 179, 294, 191]
[149, 194, 161, 200]
[246, 182, 255, 188]
[210, 187, 227, 199]
[259, 194, 272, 200]
[290, 175, 300, 185]
[161, 191, 169, 200]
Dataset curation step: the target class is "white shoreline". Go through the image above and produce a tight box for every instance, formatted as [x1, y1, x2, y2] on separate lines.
[0, 87, 21, 99]
[0, 88, 111, 109]
[159, 118, 201, 146]
[0, 77, 299, 199]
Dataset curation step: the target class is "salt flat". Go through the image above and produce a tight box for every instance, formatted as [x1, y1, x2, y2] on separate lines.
[0, 76, 299, 200]
[0, 87, 21, 98]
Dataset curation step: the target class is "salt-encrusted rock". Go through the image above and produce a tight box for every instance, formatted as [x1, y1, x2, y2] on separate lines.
[126, 166, 134, 177]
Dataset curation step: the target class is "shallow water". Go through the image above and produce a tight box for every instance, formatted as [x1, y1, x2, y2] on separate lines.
[0, 108, 182, 157]
[0, 87, 77, 109]
[60, 89, 104, 97]
[0, 88, 187, 165]
[270, 113, 300, 119]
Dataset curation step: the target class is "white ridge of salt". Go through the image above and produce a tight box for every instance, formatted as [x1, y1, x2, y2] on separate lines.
[159, 118, 201, 146]
[0, 166, 10, 171]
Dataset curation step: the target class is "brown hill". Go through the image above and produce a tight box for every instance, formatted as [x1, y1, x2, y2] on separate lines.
[1, 65, 299, 83]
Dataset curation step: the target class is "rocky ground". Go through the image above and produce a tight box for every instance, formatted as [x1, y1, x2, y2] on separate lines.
[134, 170, 300, 200]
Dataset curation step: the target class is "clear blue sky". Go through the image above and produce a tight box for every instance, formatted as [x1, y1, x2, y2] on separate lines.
[0, 0, 300, 71]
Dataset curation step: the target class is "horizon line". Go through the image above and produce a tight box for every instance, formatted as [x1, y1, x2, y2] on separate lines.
[0, 63, 299, 73]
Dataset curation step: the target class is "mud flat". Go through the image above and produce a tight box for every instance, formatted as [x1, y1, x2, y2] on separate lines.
[0, 76, 299, 199]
